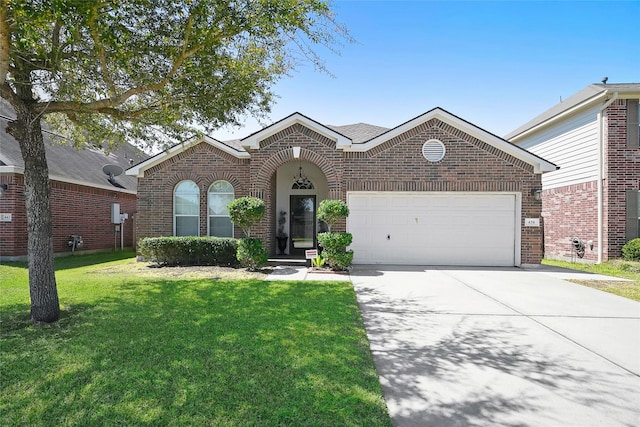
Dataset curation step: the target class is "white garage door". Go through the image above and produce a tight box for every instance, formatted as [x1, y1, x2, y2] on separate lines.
[347, 192, 518, 266]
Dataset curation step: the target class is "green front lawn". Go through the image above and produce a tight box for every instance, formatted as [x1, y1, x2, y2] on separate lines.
[1, 253, 390, 426]
[542, 258, 640, 302]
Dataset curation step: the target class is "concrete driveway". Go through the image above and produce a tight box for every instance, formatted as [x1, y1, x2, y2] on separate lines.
[351, 266, 640, 427]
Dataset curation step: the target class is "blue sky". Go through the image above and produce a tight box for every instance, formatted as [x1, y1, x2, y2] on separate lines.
[212, 0, 640, 141]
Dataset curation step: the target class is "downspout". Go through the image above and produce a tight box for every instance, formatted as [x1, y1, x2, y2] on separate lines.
[596, 91, 618, 263]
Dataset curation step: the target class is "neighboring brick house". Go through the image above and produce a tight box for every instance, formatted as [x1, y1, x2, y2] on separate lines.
[0, 102, 148, 261]
[128, 107, 556, 266]
[506, 83, 640, 262]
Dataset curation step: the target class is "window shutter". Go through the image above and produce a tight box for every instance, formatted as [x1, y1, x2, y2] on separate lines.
[627, 100, 639, 148]
[626, 190, 639, 240]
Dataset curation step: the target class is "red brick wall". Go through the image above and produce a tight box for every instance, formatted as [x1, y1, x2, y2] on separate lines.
[247, 124, 345, 253]
[604, 99, 640, 259]
[0, 174, 137, 259]
[136, 119, 545, 264]
[538, 99, 639, 262]
[135, 142, 251, 240]
[0, 174, 27, 257]
[540, 181, 598, 262]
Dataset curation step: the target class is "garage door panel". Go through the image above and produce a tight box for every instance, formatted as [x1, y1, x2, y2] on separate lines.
[348, 192, 517, 266]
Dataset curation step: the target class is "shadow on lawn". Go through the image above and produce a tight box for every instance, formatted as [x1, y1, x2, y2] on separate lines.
[1, 277, 391, 426]
[355, 285, 640, 427]
[1, 251, 136, 272]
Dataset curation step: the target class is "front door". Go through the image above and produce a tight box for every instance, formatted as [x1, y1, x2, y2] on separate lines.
[290, 195, 316, 256]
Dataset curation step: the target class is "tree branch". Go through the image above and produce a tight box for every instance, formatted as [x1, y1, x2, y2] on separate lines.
[38, 42, 202, 116]
[47, 20, 62, 70]
[0, 81, 20, 109]
[88, 2, 116, 96]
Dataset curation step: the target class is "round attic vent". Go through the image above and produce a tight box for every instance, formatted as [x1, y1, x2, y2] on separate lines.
[422, 139, 445, 162]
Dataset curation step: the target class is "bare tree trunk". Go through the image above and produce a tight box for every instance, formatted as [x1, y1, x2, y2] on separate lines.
[0, 1, 9, 84]
[8, 103, 60, 323]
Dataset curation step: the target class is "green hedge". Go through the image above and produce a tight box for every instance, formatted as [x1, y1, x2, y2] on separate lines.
[138, 236, 239, 267]
[622, 238, 640, 261]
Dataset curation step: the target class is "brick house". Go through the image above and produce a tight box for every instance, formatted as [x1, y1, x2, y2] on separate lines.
[506, 83, 640, 262]
[127, 107, 556, 266]
[0, 102, 148, 261]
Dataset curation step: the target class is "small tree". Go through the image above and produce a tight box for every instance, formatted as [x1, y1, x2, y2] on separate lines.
[317, 199, 349, 232]
[317, 199, 353, 270]
[228, 197, 265, 238]
[227, 196, 267, 270]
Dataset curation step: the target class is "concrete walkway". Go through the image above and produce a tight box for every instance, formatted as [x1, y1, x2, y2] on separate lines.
[266, 265, 351, 282]
[350, 266, 640, 427]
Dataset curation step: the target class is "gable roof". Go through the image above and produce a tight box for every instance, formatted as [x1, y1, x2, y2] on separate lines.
[126, 107, 557, 177]
[126, 135, 251, 178]
[241, 112, 352, 149]
[506, 83, 640, 141]
[0, 101, 148, 194]
[345, 107, 557, 173]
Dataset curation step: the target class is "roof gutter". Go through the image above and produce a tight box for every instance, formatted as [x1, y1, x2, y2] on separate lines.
[596, 91, 619, 264]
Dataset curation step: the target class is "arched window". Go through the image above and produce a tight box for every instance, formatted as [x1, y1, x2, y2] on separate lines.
[174, 181, 200, 236]
[208, 180, 234, 237]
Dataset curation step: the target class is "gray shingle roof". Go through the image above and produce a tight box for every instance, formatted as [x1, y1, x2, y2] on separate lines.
[215, 116, 389, 146]
[218, 138, 245, 151]
[0, 101, 148, 192]
[326, 123, 390, 144]
[506, 83, 640, 140]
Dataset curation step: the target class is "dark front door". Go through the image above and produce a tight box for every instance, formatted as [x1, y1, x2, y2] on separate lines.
[290, 195, 316, 256]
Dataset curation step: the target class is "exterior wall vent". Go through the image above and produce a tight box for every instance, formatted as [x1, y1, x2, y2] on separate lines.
[422, 139, 446, 162]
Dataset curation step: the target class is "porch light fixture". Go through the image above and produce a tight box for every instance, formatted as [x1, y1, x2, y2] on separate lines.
[0, 184, 7, 197]
[531, 188, 542, 201]
[292, 159, 313, 190]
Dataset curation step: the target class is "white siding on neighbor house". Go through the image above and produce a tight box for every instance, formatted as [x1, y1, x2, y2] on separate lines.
[516, 105, 600, 189]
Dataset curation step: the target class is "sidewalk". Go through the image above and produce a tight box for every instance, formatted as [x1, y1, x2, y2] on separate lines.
[266, 265, 351, 281]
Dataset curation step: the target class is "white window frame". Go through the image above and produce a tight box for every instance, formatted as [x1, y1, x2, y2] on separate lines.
[208, 180, 234, 237]
[173, 180, 200, 236]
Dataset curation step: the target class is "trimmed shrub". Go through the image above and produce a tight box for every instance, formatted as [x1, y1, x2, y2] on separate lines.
[228, 197, 265, 237]
[317, 199, 349, 232]
[621, 238, 640, 261]
[317, 232, 353, 271]
[237, 237, 268, 270]
[317, 232, 353, 250]
[323, 250, 354, 270]
[138, 236, 239, 267]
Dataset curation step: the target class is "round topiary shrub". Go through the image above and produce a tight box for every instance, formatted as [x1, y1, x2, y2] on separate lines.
[317, 199, 349, 232]
[621, 238, 640, 261]
[237, 237, 268, 270]
[317, 232, 353, 271]
[316, 199, 353, 271]
[227, 197, 265, 238]
[317, 232, 352, 250]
